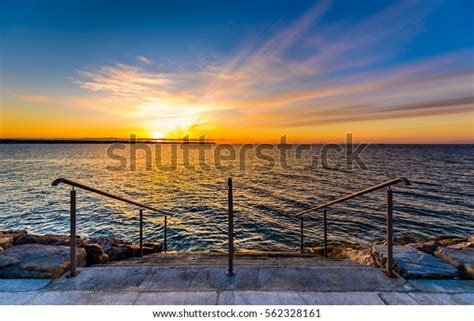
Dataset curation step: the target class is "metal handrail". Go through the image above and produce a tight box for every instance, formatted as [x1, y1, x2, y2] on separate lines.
[52, 178, 171, 215]
[295, 177, 411, 277]
[52, 178, 172, 277]
[295, 177, 410, 217]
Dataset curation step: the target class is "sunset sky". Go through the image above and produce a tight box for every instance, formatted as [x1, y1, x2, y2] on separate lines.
[0, 0, 473, 143]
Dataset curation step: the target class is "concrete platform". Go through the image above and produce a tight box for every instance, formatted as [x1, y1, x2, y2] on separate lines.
[0, 254, 473, 305]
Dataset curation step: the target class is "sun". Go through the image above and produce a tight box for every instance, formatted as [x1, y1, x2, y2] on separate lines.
[150, 131, 165, 139]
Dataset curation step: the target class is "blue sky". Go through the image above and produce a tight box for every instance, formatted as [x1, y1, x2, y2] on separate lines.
[2, 0, 472, 91]
[1, 0, 473, 142]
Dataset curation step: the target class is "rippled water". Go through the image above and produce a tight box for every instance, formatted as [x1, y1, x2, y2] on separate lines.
[0, 144, 473, 251]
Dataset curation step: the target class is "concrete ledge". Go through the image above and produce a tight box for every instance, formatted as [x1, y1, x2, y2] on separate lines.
[298, 292, 384, 305]
[378, 292, 419, 305]
[135, 291, 218, 305]
[0, 292, 38, 305]
[407, 292, 474, 305]
[219, 291, 304, 305]
[407, 280, 474, 293]
[1, 261, 473, 305]
[29, 291, 139, 305]
[1, 290, 473, 305]
[0, 279, 50, 292]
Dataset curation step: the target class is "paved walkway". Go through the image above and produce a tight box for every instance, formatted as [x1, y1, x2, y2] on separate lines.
[0, 254, 473, 305]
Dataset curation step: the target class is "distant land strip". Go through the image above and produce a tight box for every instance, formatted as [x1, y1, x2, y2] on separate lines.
[0, 139, 215, 144]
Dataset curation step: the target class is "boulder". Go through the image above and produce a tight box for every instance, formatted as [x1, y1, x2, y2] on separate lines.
[129, 244, 155, 256]
[393, 234, 418, 245]
[107, 244, 132, 261]
[143, 241, 163, 253]
[0, 236, 14, 249]
[308, 245, 335, 255]
[372, 245, 459, 279]
[86, 237, 132, 261]
[435, 247, 474, 279]
[447, 242, 474, 250]
[308, 246, 322, 255]
[329, 246, 375, 266]
[80, 243, 109, 265]
[0, 244, 86, 279]
[15, 234, 77, 246]
[0, 230, 27, 235]
[0, 230, 28, 243]
[408, 240, 441, 254]
[0, 254, 20, 268]
[431, 236, 467, 247]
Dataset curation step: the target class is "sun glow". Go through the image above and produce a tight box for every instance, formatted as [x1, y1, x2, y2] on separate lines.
[139, 98, 211, 139]
[150, 131, 164, 139]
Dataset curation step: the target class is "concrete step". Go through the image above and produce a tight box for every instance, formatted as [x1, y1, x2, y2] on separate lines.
[105, 251, 359, 267]
[45, 263, 408, 293]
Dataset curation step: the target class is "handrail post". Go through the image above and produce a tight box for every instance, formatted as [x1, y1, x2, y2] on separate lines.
[227, 177, 235, 276]
[323, 209, 328, 258]
[139, 209, 143, 257]
[69, 189, 78, 277]
[300, 216, 304, 253]
[164, 215, 168, 253]
[387, 188, 394, 277]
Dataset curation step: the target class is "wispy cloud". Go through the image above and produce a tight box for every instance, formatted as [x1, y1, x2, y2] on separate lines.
[72, 0, 474, 139]
[136, 55, 153, 64]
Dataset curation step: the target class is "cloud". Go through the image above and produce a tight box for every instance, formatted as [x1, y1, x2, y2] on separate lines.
[265, 96, 474, 128]
[72, 0, 474, 139]
[136, 55, 153, 64]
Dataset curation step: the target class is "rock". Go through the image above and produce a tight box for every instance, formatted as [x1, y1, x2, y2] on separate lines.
[0, 230, 28, 235]
[15, 234, 78, 246]
[0, 244, 86, 279]
[0, 236, 14, 249]
[393, 234, 418, 245]
[129, 244, 155, 256]
[0, 230, 28, 242]
[0, 254, 20, 268]
[307, 246, 322, 255]
[329, 246, 375, 266]
[107, 244, 132, 261]
[80, 243, 109, 265]
[372, 245, 459, 279]
[86, 237, 132, 261]
[143, 241, 163, 253]
[408, 240, 441, 254]
[435, 247, 474, 279]
[447, 242, 474, 250]
[431, 236, 467, 247]
[308, 245, 335, 255]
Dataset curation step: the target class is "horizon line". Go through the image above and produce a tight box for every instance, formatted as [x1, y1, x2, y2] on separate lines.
[1, 138, 473, 145]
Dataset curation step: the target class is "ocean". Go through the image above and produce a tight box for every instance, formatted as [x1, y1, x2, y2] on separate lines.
[0, 143, 473, 251]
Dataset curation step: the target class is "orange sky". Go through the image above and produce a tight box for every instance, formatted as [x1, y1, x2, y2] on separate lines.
[1, 1, 473, 143]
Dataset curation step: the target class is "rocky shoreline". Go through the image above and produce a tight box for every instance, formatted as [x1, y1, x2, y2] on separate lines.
[0, 231, 162, 278]
[308, 234, 473, 280]
[1, 230, 472, 280]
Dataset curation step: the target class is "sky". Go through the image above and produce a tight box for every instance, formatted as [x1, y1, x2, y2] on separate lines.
[0, 0, 473, 143]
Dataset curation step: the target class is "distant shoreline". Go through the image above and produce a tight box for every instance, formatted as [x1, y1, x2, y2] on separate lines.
[0, 139, 472, 145]
[0, 139, 215, 144]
